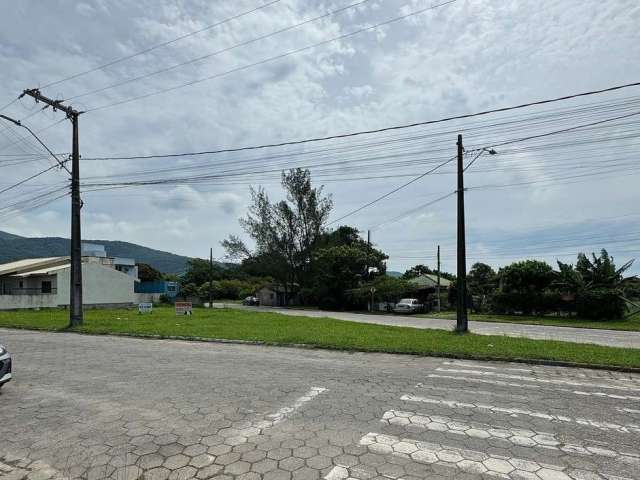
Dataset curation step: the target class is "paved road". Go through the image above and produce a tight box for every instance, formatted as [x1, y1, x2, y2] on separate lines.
[2, 329, 640, 480]
[215, 304, 640, 349]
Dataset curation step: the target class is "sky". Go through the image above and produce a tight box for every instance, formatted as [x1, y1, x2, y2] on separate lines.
[0, 0, 639, 275]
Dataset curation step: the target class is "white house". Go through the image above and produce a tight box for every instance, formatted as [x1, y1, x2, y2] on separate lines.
[0, 248, 137, 310]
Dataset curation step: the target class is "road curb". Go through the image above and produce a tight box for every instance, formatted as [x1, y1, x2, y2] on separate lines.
[4, 325, 640, 373]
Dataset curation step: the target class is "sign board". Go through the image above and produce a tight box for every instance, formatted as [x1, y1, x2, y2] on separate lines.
[138, 302, 153, 314]
[175, 302, 193, 316]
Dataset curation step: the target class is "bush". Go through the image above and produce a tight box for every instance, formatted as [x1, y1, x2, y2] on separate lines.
[158, 294, 172, 305]
[575, 289, 625, 320]
[491, 292, 564, 315]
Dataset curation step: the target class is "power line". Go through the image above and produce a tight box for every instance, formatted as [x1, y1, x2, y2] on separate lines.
[84, 0, 459, 113]
[0, 114, 71, 174]
[0, 163, 68, 196]
[67, 0, 374, 102]
[369, 191, 456, 230]
[39, 1, 282, 90]
[326, 156, 456, 226]
[84, 80, 640, 161]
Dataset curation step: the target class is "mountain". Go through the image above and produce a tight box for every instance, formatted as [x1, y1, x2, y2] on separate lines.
[386, 270, 403, 278]
[0, 231, 192, 274]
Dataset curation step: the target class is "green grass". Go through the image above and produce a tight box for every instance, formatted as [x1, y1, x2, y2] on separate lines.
[418, 311, 640, 331]
[0, 307, 638, 368]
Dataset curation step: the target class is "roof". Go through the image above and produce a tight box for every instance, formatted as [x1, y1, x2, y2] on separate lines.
[15, 263, 70, 277]
[408, 274, 452, 289]
[0, 257, 69, 277]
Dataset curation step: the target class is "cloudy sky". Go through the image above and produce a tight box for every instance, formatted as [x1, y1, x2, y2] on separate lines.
[1, 0, 639, 275]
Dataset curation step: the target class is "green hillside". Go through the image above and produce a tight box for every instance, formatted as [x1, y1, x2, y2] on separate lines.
[0, 231, 192, 274]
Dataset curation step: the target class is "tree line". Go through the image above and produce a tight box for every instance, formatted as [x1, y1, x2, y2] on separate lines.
[149, 168, 636, 320]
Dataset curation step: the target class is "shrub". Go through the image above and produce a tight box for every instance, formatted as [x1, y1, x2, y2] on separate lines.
[575, 289, 625, 320]
[158, 294, 172, 305]
[490, 292, 564, 315]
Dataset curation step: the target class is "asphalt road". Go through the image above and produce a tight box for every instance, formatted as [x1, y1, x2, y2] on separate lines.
[1, 328, 640, 480]
[216, 304, 640, 349]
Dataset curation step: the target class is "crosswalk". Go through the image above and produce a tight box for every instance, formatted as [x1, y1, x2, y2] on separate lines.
[325, 360, 640, 480]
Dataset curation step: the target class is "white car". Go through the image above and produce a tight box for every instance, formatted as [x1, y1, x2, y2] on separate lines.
[393, 298, 423, 314]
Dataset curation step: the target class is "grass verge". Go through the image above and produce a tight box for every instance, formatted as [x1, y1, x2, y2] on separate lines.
[418, 311, 640, 331]
[0, 307, 638, 369]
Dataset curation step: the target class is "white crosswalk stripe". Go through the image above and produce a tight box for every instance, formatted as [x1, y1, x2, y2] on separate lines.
[400, 394, 640, 433]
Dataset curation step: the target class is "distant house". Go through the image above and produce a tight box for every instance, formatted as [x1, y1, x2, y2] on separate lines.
[407, 274, 451, 291]
[256, 284, 292, 307]
[0, 243, 139, 310]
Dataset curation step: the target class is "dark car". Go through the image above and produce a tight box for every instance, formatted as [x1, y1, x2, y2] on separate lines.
[242, 296, 260, 306]
[0, 344, 11, 389]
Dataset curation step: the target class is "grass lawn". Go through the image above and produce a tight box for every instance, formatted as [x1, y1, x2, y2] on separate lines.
[418, 311, 640, 331]
[0, 307, 639, 369]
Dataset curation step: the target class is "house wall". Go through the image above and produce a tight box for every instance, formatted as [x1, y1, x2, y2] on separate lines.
[0, 274, 57, 295]
[134, 292, 162, 303]
[56, 262, 135, 306]
[0, 294, 57, 309]
[256, 288, 277, 306]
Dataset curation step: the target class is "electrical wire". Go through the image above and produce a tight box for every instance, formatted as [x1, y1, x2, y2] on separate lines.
[326, 156, 456, 226]
[83, 80, 640, 160]
[84, 0, 459, 113]
[67, 0, 374, 102]
[39, 1, 282, 90]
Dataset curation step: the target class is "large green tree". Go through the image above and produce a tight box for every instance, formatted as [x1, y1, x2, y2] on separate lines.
[498, 260, 554, 293]
[222, 169, 333, 299]
[468, 262, 497, 295]
[311, 226, 388, 309]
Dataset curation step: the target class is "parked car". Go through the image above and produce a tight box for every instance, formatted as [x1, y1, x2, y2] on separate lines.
[242, 296, 260, 306]
[393, 298, 423, 314]
[0, 344, 11, 389]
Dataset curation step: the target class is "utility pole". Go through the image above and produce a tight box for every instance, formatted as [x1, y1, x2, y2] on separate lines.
[22, 89, 83, 327]
[436, 245, 441, 313]
[366, 230, 371, 279]
[208, 247, 213, 308]
[456, 134, 468, 332]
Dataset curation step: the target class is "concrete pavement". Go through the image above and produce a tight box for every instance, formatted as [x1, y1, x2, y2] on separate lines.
[215, 304, 640, 349]
[1, 328, 640, 479]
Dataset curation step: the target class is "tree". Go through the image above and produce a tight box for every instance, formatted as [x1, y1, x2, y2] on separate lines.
[575, 249, 633, 288]
[312, 242, 387, 309]
[402, 263, 455, 282]
[222, 168, 333, 298]
[467, 262, 497, 295]
[498, 260, 554, 293]
[402, 264, 433, 279]
[136, 263, 163, 282]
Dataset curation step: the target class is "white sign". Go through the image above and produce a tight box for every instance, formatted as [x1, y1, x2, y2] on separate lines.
[175, 302, 193, 316]
[138, 302, 153, 314]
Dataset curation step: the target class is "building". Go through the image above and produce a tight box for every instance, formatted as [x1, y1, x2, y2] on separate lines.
[407, 274, 452, 310]
[407, 274, 452, 290]
[0, 244, 138, 310]
[256, 284, 291, 307]
[134, 280, 179, 303]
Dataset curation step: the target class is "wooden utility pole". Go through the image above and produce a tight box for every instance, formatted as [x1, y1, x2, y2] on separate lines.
[456, 134, 468, 332]
[23, 89, 83, 327]
[436, 245, 441, 312]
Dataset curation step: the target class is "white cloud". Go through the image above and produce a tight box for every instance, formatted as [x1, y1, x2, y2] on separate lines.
[0, 0, 638, 274]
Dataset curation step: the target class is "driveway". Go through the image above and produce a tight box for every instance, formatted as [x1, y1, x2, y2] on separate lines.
[216, 304, 640, 349]
[1, 328, 640, 480]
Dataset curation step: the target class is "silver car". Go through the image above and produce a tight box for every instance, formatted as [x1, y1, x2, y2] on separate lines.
[393, 298, 423, 314]
[0, 344, 11, 389]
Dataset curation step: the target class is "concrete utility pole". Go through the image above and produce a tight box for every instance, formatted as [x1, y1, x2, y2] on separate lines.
[22, 89, 83, 327]
[208, 247, 213, 308]
[456, 134, 468, 332]
[436, 245, 441, 313]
